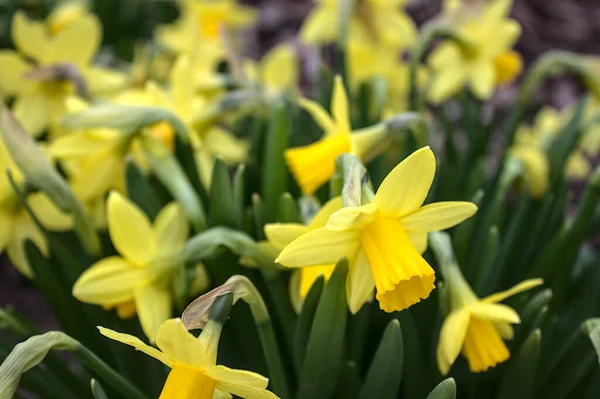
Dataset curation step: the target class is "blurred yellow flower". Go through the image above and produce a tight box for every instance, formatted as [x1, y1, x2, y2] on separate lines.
[73, 192, 189, 342]
[157, 0, 256, 54]
[277, 147, 477, 313]
[245, 43, 299, 99]
[264, 197, 342, 310]
[437, 261, 542, 374]
[99, 318, 278, 399]
[428, 0, 522, 103]
[0, 135, 71, 277]
[0, 10, 125, 136]
[285, 76, 389, 194]
[300, 0, 416, 47]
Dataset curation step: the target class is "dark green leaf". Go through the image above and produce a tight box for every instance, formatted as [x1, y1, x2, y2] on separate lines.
[125, 159, 162, 219]
[210, 157, 239, 228]
[425, 378, 456, 399]
[293, 275, 324, 373]
[496, 329, 541, 399]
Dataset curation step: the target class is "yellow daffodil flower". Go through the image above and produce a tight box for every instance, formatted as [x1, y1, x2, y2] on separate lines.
[99, 318, 278, 399]
[0, 11, 125, 136]
[437, 261, 543, 374]
[73, 192, 189, 342]
[47, 1, 88, 35]
[285, 76, 389, 194]
[156, 0, 256, 54]
[264, 197, 343, 310]
[0, 135, 71, 277]
[117, 56, 249, 187]
[277, 147, 477, 313]
[428, 0, 522, 103]
[300, 0, 416, 48]
[245, 43, 299, 99]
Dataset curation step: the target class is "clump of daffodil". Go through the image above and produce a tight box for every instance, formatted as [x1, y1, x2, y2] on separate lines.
[0, 10, 125, 136]
[300, 0, 416, 48]
[156, 0, 256, 54]
[0, 135, 71, 277]
[99, 314, 278, 398]
[277, 147, 477, 313]
[434, 238, 543, 374]
[285, 76, 392, 194]
[264, 197, 342, 311]
[73, 192, 189, 342]
[117, 56, 249, 187]
[427, 0, 522, 103]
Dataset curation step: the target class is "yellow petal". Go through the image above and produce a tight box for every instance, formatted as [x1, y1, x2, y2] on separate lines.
[70, 150, 124, 202]
[98, 326, 174, 367]
[284, 133, 351, 195]
[494, 50, 522, 85]
[206, 366, 278, 399]
[13, 94, 50, 138]
[107, 191, 154, 266]
[469, 302, 520, 324]
[0, 210, 12, 252]
[374, 147, 436, 217]
[6, 214, 47, 278]
[12, 12, 48, 62]
[462, 317, 510, 372]
[297, 97, 336, 134]
[428, 64, 466, 104]
[170, 56, 194, 120]
[156, 318, 207, 369]
[202, 128, 249, 165]
[135, 283, 172, 343]
[407, 231, 428, 255]
[346, 249, 374, 314]
[326, 203, 379, 231]
[153, 202, 189, 255]
[73, 256, 147, 305]
[264, 223, 309, 250]
[299, 264, 336, 299]
[437, 309, 470, 375]
[360, 216, 436, 312]
[481, 278, 543, 304]
[299, 7, 339, 44]
[0, 51, 35, 95]
[276, 227, 359, 267]
[349, 125, 388, 161]
[307, 196, 343, 229]
[159, 365, 216, 399]
[27, 192, 72, 231]
[261, 43, 298, 94]
[116, 301, 137, 319]
[85, 66, 127, 95]
[494, 322, 514, 339]
[331, 76, 351, 135]
[470, 61, 495, 100]
[42, 14, 101, 67]
[509, 146, 550, 198]
[400, 202, 477, 233]
[50, 130, 115, 159]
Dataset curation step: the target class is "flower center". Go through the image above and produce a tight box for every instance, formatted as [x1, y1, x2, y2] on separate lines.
[359, 216, 435, 312]
[159, 365, 216, 399]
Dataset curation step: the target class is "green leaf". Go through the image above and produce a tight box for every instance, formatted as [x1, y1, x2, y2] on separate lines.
[293, 275, 325, 373]
[174, 129, 209, 207]
[496, 329, 541, 399]
[262, 103, 289, 222]
[425, 378, 456, 399]
[125, 159, 162, 219]
[91, 379, 109, 399]
[0, 331, 79, 398]
[358, 319, 403, 399]
[234, 164, 246, 227]
[582, 318, 600, 367]
[298, 259, 348, 399]
[333, 361, 361, 399]
[278, 193, 300, 223]
[210, 157, 239, 228]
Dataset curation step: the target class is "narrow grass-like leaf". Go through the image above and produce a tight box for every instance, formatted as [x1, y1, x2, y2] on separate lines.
[210, 157, 239, 228]
[293, 276, 324, 373]
[262, 103, 289, 222]
[425, 378, 456, 399]
[496, 329, 541, 399]
[125, 159, 162, 219]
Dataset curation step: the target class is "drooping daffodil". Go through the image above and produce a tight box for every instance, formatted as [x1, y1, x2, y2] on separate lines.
[99, 317, 278, 399]
[436, 254, 543, 374]
[277, 147, 477, 313]
[0, 10, 125, 136]
[264, 197, 342, 311]
[428, 0, 522, 103]
[0, 135, 71, 277]
[300, 0, 416, 48]
[285, 76, 390, 194]
[73, 192, 189, 342]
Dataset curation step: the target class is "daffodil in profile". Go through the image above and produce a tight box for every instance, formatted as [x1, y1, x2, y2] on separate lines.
[73, 192, 189, 342]
[264, 197, 342, 310]
[99, 317, 278, 399]
[0, 136, 71, 277]
[277, 147, 477, 313]
[285, 76, 389, 194]
[0, 10, 125, 136]
[428, 0, 522, 103]
[436, 256, 543, 374]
